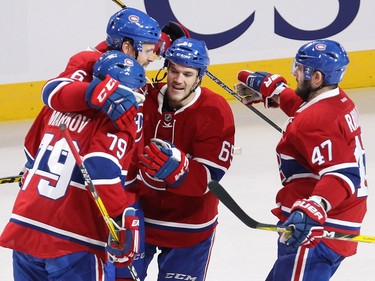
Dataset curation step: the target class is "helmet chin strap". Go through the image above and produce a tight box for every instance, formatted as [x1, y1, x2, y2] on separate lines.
[190, 77, 201, 93]
[186, 68, 203, 95]
[152, 59, 170, 84]
[152, 67, 167, 84]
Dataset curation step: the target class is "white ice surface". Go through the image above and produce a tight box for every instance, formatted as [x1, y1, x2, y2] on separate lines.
[0, 88, 374, 280]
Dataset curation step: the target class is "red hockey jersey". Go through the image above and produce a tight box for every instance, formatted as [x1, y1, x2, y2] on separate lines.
[138, 84, 236, 248]
[0, 106, 136, 261]
[273, 87, 367, 257]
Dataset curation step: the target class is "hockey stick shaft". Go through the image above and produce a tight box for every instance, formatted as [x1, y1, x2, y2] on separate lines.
[112, 0, 126, 8]
[208, 180, 375, 244]
[0, 175, 21, 184]
[59, 124, 141, 281]
[205, 71, 283, 133]
[59, 124, 119, 242]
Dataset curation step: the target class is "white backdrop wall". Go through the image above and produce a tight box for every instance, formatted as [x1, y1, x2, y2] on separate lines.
[1, 0, 374, 84]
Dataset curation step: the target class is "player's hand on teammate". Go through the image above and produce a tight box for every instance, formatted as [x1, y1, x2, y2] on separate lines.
[86, 75, 138, 131]
[138, 138, 189, 187]
[235, 70, 288, 108]
[106, 207, 140, 267]
[280, 198, 327, 250]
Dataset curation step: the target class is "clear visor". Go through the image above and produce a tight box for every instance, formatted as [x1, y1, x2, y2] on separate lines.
[135, 41, 164, 61]
[291, 59, 314, 80]
[153, 39, 166, 60]
[291, 59, 299, 74]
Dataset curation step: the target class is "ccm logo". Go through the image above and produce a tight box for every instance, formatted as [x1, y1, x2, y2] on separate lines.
[165, 273, 197, 280]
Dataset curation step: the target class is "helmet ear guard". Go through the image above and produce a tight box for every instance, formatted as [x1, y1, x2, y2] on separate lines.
[294, 39, 349, 85]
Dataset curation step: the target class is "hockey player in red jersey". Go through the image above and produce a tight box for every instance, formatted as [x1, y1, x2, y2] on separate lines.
[41, 8, 161, 138]
[38, 11, 161, 279]
[235, 39, 368, 280]
[135, 37, 236, 280]
[0, 51, 146, 280]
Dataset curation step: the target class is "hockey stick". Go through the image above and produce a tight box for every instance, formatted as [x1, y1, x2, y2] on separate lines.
[208, 180, 375, 244]
[205, 71, 282, 133]
[59, 124, 141, 281]
[0, 175, 21, 184]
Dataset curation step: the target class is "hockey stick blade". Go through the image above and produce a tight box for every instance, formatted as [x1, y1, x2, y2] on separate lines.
[0, 175, 21, 185]
[208, 180, 291, 233]
[208, 180, 375, 244]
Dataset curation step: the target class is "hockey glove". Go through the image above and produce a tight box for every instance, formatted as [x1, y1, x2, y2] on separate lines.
[18, 167, 29, 189]
[280, 198, 327, 250]
[106, 207, 140, 267]
[236, 70, 288, 108]
[86, 75, 138, 131]
[156, 21, 191, 57]
[18, 160, 33, 188]
[138, 138, 189, 187]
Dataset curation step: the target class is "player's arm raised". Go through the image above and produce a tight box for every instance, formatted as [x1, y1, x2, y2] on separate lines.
[235, 70, 288, 108]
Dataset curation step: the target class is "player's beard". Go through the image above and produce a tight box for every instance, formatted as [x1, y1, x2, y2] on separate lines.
[295, 80, 313, 102]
